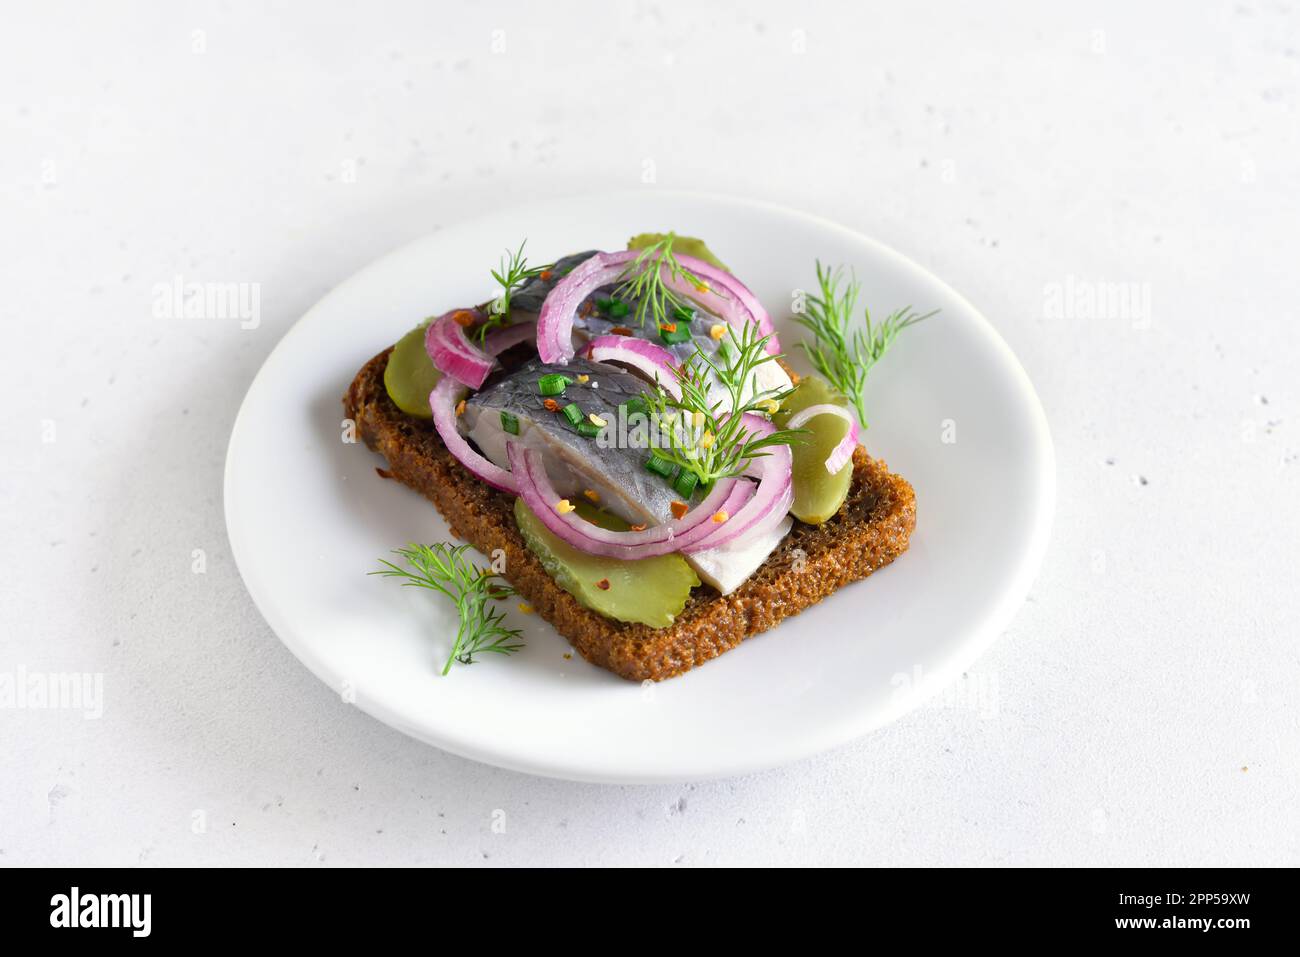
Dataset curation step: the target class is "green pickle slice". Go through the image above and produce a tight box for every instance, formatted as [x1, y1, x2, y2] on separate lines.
[514, 498, 699, 629]
[775, 376, 855, 525]
[384, 320, 442, 418]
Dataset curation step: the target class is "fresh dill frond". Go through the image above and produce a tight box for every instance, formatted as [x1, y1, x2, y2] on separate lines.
[372, 543, 523, 674]
[483, 240, 550, 341]
[793, 261, 935, 428]
[613, 233, 708, 330]
[644, 322, 803, 486]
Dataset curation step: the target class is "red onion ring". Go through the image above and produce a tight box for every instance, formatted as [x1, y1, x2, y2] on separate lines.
[681, 414, 794, 552]
[536, 252, 617, 363]
[429, 376, 517, 493]
[784, 403, 858, 474]
[537, 250, 777, 363]
[582, 335, 681, 398]
[424, 308, 497, 389]
[425, 320, 537, 492]
[506, 441, 752, 559]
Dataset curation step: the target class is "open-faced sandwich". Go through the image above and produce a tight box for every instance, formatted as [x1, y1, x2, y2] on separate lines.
[346, 234, 927, 681]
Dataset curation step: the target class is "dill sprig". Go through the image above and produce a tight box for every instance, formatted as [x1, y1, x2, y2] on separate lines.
[613, 233, 709, 330]
[793, 261, 936, 428]
[644, 323, 802, 486]
[372, 543, 523, 675]
[482, 240, 550, 341]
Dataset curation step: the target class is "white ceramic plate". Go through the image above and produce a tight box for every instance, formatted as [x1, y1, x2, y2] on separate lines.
[224, 191, 1053, 783]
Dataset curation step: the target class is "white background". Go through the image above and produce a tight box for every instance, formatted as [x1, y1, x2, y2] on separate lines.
[3, 1, 1297, 866]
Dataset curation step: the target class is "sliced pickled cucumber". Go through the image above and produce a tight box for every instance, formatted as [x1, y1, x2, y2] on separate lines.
[514, 498, 699, 629]
[627, 233, 730, 272]
[775, 376, 854, 525]
[384, 320, 441, 418]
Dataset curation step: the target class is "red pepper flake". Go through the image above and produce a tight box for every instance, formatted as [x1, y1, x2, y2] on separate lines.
[660, 322, 677, 333]
[670, 500, 689, 519]
[610, 325, 633, 336]
[540, 270, 553, 281]
[452, 309, 476, 327]
[629, 523, 647, 532]
[375, 467, 394, 480]
[595, 578, 611, 591]
[579, 302, 595, 318]
[455, 399, 466, 416]
[543, 398, 561, 412]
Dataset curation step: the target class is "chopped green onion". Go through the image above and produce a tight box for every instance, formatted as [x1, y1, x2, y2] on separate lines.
[538, 373, 570, 396]
[607, 300, 629, 318]
[645, 454, 676, 478]
[672, 305, 695, 323]
[659, 323, 692, 345]
[672, 469, 699, 498]
[499, 411, 520, 435]
[561, 403, 584, 426]
[595, 298, 613, 311]
[576, 420, 601, 438]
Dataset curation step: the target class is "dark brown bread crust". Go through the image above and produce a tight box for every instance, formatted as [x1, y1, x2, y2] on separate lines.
[344, 349, 916, 681]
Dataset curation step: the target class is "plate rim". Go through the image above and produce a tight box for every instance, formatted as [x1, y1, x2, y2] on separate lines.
[223, 189, 1056, 783]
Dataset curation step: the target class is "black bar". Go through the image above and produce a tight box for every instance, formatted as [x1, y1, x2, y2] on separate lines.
[0, 866, 1289, 944]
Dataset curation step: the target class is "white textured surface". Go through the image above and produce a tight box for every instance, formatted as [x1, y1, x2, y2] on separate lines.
[2, 1, 1297, 866]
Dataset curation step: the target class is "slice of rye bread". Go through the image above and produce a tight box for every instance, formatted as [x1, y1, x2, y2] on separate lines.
[344, 347, 917, 681]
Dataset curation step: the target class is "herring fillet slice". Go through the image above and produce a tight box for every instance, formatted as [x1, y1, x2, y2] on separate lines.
[460, 356, 787, 592]
[461, 357, 681, 526]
